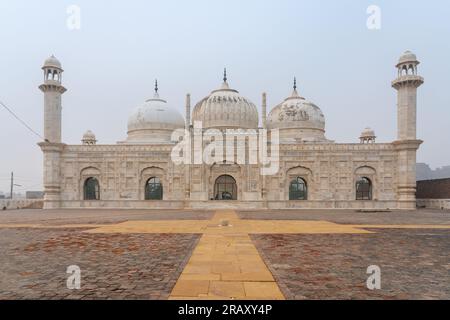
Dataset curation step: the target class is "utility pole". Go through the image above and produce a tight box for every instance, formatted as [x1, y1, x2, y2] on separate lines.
[9, 172, 22, 199]
[10, 172, 13, 199]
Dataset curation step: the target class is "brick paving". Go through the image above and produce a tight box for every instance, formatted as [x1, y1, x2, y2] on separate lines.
[238, 209, 450, 225]
[0, 209, 213, 225]
[0, 227, 199, 300]
[0, 208, 449, 300]
[251, 229, 450, 299]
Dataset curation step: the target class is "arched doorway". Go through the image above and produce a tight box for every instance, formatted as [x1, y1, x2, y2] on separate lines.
[145, 177, 163, 200]
[289, 177, 307, 200]
[356, 177, 372, 200]
[214, 175, 237, 200]
[84, 177, 100, 200]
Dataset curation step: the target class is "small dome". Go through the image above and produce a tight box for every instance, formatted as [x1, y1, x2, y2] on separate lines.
[43, 55, 62, 69]
[127, 84, 184, 143]
[360, 127, 376, 138]
[192, 71, 258, 129]
[267, 82, 327, 142]
[82, 130, 97, 145]
[397, 50, 418, 65]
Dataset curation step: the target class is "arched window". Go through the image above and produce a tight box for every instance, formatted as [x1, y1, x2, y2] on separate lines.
[145, 177, 163, 200]
[84, 177, 100, 200]
[356, 177, 372, 200]
[214, 175, 237, 200]
[289, 177, 307, 200]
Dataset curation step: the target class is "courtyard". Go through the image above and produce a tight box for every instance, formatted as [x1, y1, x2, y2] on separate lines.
[0, 208, 449, 300]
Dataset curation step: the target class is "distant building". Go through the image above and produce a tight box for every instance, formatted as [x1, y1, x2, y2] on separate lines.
[417, 163, 450, 181]
[417, 178, 450, 199]
[26, 191, 44, 199]
[416, 178, 450, 209]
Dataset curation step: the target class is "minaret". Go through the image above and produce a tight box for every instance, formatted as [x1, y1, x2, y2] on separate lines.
[392, 51, 424, 140]
[392, 51, 424, 209]
[38, 55, 66, 209]
[39, 55, 66, 143]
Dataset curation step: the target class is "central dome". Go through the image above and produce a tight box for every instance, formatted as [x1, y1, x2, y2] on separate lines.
[192, 72, 258, 129]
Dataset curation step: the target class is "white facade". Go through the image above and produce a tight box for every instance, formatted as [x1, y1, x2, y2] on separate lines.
[39, 52, 424, 210]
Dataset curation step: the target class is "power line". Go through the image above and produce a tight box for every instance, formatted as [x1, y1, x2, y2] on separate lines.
[0, 99, 45, 141]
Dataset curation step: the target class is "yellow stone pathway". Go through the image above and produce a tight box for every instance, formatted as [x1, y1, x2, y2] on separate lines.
[168, 211, 284, 299]
[0, 224, 105, 229]
[82, 211, 374, 235]
[169, 233, 283, 300]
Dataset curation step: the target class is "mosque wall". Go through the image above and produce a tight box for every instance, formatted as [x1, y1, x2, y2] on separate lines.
[55, 142, 401, 210]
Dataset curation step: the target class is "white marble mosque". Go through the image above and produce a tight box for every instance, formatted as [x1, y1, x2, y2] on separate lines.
[38, 51, 424, 210]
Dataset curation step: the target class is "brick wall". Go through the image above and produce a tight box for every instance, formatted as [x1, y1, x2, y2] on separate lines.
[0, 199, 43, 210]
[416, 178, 450, 199]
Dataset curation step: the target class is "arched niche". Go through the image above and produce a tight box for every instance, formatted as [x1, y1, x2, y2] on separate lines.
[139, 166, 165, 200]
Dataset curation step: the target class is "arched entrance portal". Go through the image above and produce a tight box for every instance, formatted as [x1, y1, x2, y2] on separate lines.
[214, 175, 237, 200]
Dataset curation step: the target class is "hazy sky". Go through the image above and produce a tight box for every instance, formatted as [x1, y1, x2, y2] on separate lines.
[1, 0, 449, 193]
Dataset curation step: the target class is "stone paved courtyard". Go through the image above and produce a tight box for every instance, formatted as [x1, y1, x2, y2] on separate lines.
[252, 229, 450, 299]
[0, 208, 449, 300]
[0, 228, 199, 300]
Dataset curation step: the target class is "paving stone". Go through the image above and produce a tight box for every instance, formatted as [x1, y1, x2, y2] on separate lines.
[0, 228, 199, 300]
[252, 229, 450, 299]
[1, 208, 449, 300]
[243, 282, 284, 299]
[171, 280, 210, 297]
[209, 281, 245, 298]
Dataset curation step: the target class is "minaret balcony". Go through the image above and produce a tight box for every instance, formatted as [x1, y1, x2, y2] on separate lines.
[391, 75, 424, 89]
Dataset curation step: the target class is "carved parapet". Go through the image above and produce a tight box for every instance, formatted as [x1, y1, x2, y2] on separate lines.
[39, 83, 67, 94]
[391, 75, 424, 89]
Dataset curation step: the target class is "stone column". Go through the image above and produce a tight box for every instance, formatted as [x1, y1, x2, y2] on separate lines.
[185, 93, 191, 128]
[261, 92, 267, 129]
[38, 142, 65, 209]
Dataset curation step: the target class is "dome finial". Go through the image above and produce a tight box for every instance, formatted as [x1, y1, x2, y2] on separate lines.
[291, 77, 300, 97]
[153, 79, 160, 99]
[220, 68, 230, 89]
